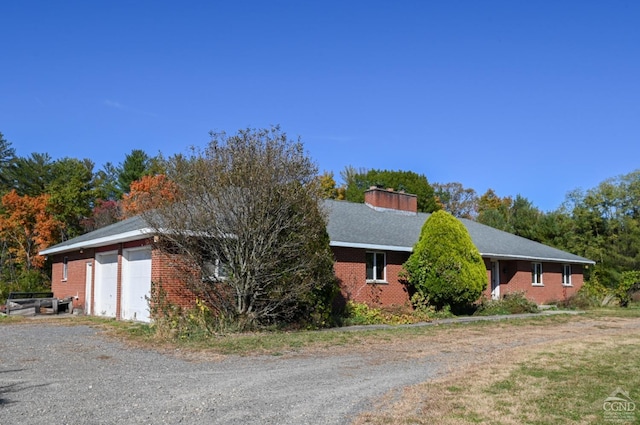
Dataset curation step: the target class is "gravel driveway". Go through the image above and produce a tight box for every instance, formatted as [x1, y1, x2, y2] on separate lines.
[0, 323, 446, 425]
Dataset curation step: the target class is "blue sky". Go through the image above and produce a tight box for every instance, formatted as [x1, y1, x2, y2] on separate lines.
[2, 1, 639, 212]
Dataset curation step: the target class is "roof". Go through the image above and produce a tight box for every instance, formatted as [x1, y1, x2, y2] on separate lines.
[39, 215, 154, 255]
[40, 200, 595, 265]
[324, 200, 594, 265]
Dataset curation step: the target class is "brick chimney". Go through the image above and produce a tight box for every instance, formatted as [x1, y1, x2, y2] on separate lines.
[364, 187, 418, 214]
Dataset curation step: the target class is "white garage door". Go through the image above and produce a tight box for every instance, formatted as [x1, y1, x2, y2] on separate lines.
[94, 252, 118, 318]
[121, 247, 152, 322]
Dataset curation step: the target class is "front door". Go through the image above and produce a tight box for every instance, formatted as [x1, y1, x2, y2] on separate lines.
[491, 260, 500, 300]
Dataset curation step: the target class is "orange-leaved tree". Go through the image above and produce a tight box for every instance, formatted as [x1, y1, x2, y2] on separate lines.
[121, 174, 179, 218]
[0, 190, 64, 269]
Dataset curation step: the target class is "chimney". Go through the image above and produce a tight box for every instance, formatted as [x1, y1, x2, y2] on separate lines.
[364, 186, 418, 214]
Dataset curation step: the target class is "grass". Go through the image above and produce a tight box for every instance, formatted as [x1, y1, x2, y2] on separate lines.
[584, 302, 640, 318]
[4, 304, 640, 356]
[355, 308, 640, 425]
[0, 308, 614, 356]
[474, 336, 640, 424]
[0, 314, 23, 324]
[22, 310, 581, 356]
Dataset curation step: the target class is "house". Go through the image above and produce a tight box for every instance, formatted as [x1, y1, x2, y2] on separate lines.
[328, 188, 594, 307]
[39, 187, 594, 322]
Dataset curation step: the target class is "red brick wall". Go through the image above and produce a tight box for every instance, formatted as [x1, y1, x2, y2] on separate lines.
[332, 246, 411, 307]
[483, 259, 584, 304]
[50, 249, 95, 311]
[151, 250, 197, 309]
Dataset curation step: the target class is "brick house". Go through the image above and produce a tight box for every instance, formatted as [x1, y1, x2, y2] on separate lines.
[328, 188, 594, 308]
[39, 188, 594, 322]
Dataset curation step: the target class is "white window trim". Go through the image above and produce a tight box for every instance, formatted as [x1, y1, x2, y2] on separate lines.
[366, 251, 387, 283]
[562, 264, 572, 286]
[532, 262, 543, 286]
[62, 256, 69, 282]
[203, 258, 228, 282]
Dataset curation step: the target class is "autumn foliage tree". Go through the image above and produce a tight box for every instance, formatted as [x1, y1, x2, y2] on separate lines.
[0, 190, 63, 270]
[121, 174, 179, 218]
[81, 199, 122, 232]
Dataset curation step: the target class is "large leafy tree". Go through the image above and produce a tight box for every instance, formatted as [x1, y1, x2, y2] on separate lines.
[143, 127, 337, 329]
[476, 189, 512, 231]
[550, 171, 640, 287]
[341, 167, 440, 213]
[433, 182, 478, 219]
[121, 174, 179, 218]
[94, 162, 121, 201]
[116, 149, 152, 197]
[0, 190, 63, 270]
[317, 171, 343, 200]
[94, 150, 165, 200]
[1, 152, 96, 241]
[5, 153, 54, 197]
[81, 199, 121, 232]
[403, 210, 487, 309]
[47, 158, 96, 240]
[476, 190, 544, 242]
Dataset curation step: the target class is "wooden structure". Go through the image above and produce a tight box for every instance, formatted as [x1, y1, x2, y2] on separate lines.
[5, 292, 72, 316]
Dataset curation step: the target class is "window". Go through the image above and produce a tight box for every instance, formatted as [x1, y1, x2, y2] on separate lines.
[562, 264, 572, 286]
[62, 256, 68, 281]
[203, 258, 229, 281]
[366, 252, 386, 282]
[532, 262, 543, 286]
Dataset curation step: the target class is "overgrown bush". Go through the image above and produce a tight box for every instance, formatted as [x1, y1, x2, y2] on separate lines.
[556, 290, 600, 310]
[144, 127, 338, 330]
[580, 274, 610, 304]
[149, 283, 239, 339]
[558, 273, 637, 309]
[410, 293, 455, 319]
[616, 271, 640, 307]
[342, 300, 449, 326]
[343, 301, 386, 325]
[474, 292, 538, 316]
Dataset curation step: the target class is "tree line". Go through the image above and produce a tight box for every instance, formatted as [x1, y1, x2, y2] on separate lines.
[1, 128, 638, 300]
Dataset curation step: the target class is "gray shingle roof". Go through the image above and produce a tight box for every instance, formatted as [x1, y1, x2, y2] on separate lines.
[40, 200, 594, 265]
[324, 200, 594, 264]
[39, 215, 153, 255]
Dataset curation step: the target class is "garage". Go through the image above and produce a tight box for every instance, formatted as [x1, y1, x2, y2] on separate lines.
[94, 251, 118, 318]
[120, 247, 152, 322]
